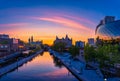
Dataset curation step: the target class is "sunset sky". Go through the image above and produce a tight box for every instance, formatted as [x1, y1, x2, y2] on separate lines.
[0, 0, 120, 45]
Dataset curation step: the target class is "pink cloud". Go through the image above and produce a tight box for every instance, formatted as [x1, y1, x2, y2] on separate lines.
[35, 10, 95, 26]
[31, 16, 93, 32]
[37, 68, 67, 77]
[63, 15, 96, 26]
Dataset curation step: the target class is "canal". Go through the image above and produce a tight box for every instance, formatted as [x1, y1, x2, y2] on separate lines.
[0, 52, 78, 81]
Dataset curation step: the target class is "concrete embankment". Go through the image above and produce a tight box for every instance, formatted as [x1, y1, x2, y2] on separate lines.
[52, 52, 88, 81]
[0, 50, 43, 76]
[0, 52, 21, 64]
[51, 51, 104, 81]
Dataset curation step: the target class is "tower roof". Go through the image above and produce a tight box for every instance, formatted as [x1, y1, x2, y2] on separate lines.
[56, 36, 59, 39]
[65, 34, 68, 39]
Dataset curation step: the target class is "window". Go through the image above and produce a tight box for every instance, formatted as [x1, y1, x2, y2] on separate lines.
[5, 45, 8, 48]
[1, 45, 4, 48]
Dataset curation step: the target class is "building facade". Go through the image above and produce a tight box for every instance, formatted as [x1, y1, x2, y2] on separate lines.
[75, 41, 85, 48]
[75, 41, 85, 62]
[0, 34, 25, 57]
[95, 16, 120, 40]
[0, 34, 11, 54]
[54, 35, 72, 48]
[28, 36, 42, 49]
[75, 41, 85, 56]
[88, 38, 95, 46]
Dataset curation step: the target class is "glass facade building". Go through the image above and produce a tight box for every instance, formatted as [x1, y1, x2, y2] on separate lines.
[95, 16, 120, 40]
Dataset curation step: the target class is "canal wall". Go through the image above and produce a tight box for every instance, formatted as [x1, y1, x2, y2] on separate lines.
[0, 50, 43, 76]
[51, 51, 104, 81]
[0, 52, 21, 64]
[52, 52, 87, 81]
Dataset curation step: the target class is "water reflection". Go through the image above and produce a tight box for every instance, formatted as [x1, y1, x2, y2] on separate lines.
[52, 56, 63, 68]
[0, 52, 78, 81]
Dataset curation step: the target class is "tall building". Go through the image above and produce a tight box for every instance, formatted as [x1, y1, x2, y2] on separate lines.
[31, 36, 33, 43]
[0, 34, 24, 57]
[75, 41, 85, 62]
[95, 16, 120, 40]
[0, 34, 9, 39]
[28, 38, 31, 44]
[88, 38, 95, 46]
[75, 41, 85, 48]
[28, 36, 34, 44]
[75, 41, 85, 56]
[0, 35, 11, 54]
[103, 16, 115, 24]
[54, 35, 72, 48]
[28, 36, 42, 49]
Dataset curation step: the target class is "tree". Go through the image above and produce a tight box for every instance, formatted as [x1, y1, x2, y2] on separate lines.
[95, 45, 110, 68]
[84, 43, 96, 62]
[51, 42, 66, 52]
[95, 44, 120, 68]
[69, 45, 79, 57]
[53, 56, 63, 68]
[84, 42, 120, 69]
[0, 40, 9, 44]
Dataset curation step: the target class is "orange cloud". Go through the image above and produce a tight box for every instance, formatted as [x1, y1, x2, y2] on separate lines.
[31, 16, 93, 32]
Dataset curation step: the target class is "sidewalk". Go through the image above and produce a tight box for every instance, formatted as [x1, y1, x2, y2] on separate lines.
[0, 50, 43, 76]
[0, 52, 21, 64]
[51, 50, 120, 81]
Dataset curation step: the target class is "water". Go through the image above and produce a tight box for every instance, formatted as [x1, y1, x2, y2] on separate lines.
[0, 52, 78, 81]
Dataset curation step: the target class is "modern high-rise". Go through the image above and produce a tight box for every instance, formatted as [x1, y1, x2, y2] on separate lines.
[95, 16, 120, 40]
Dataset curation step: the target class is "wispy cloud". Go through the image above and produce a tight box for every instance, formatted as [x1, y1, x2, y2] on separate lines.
[62, 15, 96, 26]
[31, 16, 93, 32]
[0, 23, 28, 27]
[35, 10, 96, 26]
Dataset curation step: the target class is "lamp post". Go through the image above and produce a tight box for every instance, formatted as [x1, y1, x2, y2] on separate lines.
[104, 78, 107, 81]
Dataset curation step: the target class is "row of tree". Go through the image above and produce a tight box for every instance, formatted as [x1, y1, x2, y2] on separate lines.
[51, 42, 79, 57]
[84, 44, 120, 68]
[51, 41, 120, 69]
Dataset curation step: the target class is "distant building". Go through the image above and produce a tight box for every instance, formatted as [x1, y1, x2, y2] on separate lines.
[18, 40, 26, 51]
[31, 36, 33, 43]
[75, 41, 85, 56]
[75, 41, 85, 48]
[88, 38, 95, 46]
[0, 34, 25, 57]
[54, 35, 72, 48]
[28, 36, 42, 49]
[95, 16, 120, 40]
[0, 34, 11, 54]
[31, 41, 42, 46]
[99, 16, 115, 25]
[28, 38, 31, 44]
[28, 36, 34, 44]
[75, 40, 85, 63]
[0, 34, 9, 39]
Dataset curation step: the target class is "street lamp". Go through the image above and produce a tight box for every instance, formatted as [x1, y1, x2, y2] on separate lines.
[104, 78, 107, 81]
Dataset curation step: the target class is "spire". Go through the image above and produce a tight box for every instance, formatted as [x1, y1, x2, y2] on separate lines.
[65, 34, 69, 39]
[28, 38, 31, 43]
[56, 36, 59, 40]
[31, 36, 33, 42]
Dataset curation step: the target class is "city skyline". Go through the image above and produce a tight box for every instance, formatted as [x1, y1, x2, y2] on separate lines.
[0, 1, 120, 81]
[1, 0, 120, 45]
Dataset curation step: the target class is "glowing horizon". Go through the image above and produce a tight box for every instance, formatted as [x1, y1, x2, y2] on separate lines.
[0, 11, 95, 45]
[1, 0, 119, 45]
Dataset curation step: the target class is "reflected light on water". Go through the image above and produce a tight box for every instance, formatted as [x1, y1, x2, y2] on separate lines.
[0, 52, 78, 81]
